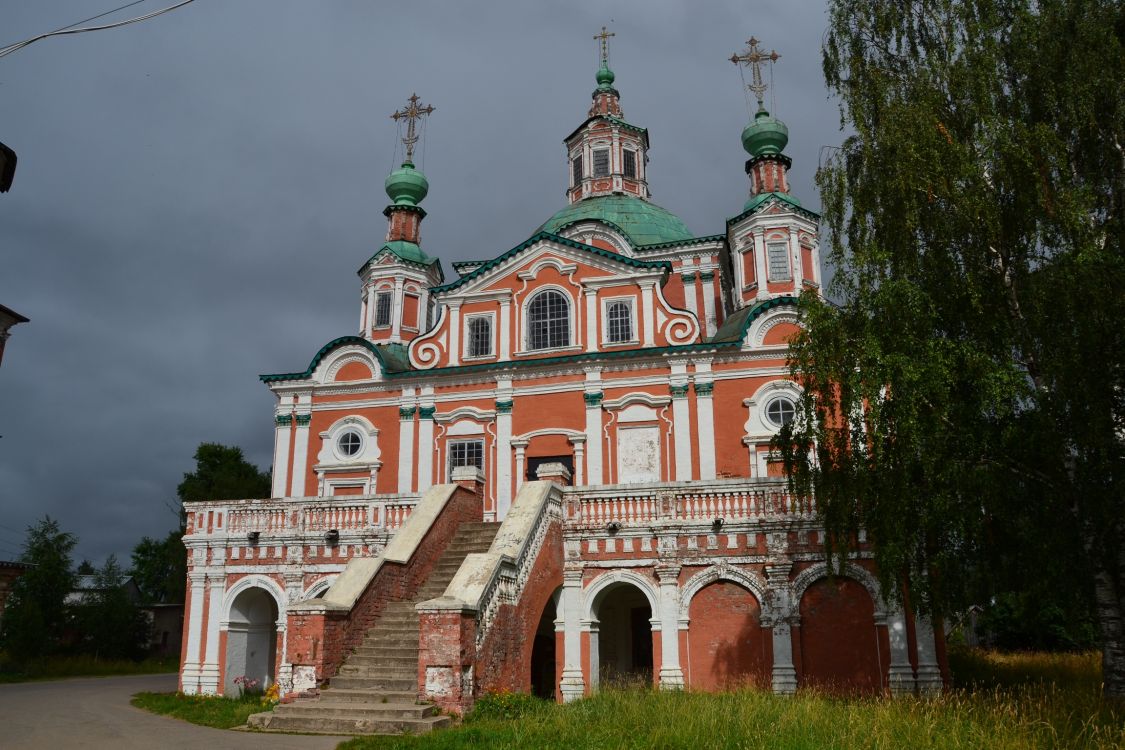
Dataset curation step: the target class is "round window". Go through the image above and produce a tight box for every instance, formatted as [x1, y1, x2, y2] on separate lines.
[337, 431, 362, 457]
[765, 396, 796, 427]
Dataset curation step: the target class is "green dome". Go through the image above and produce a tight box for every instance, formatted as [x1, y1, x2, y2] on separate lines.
[595, 61, 615, 88]
[384, 161, 429, 206]
[741, 109, 789, 158]
[538, 194, 693, 247]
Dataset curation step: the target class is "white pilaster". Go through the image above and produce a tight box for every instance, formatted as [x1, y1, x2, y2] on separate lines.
[447, 303, 461, 366]
[694, 363, 716, 479]
[583, 369, 603, 485]
[754, 232, 768, 300]
[289, 394, 312, 497]
[181, 570, 206, 694]
[733, 247, 746, 300]
[670, 363, 692, 481]
[271, 414, 291, 498]
[584, 289, 598, 352]
[915, 615, 944, 694]
[498, 298, 511, 360]
[199, 572, 226, 694]
[640, 281, 656, 347]
[770, 620, 798, 694]
[559, 570, 586, 701]
[887, 608, 916, 695]
[789, 228, 803, 296]
[391, 275, 405, 341]
[417, 387, 435, 490]
[657, 567, 684, 689]
[397, 395, 416, 494]
[681, 271, 699, 320]
[365, 284, 376, 335]
[511, 439, 528, 494]
[700, 271, 717, 338]
[495, 380, 514, 519]
[569, 436, 586, 485]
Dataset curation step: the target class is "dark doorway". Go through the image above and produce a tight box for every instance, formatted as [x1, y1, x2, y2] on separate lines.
[530, 590, 559, 699]
[526, 455, 575, 484]
[595, 583, 653, 688]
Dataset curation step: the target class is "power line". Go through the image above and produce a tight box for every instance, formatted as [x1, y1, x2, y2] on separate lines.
[0, 0, 150, 48]
[0, 0, 197, 60]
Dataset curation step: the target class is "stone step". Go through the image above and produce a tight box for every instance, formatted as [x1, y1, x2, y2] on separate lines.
[275, 702, 437, 720]
[340, 655, 417, 670]
[330, 675, 416, 691]
[314, 688, 416, 704]
[352, 645, 418, 658]
[249, 711, 451, 736]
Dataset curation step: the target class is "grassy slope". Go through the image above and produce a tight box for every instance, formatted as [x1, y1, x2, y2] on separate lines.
[131, 691, 270, 729]
[338, 651, 1123, 750]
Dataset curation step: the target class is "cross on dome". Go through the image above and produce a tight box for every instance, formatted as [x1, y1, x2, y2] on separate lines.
[730, 37, 781, 111]
[594, 25, 615, 64]
[390, 93, 435, 164]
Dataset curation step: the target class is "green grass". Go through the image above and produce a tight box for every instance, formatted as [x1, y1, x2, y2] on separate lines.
[0, 654, 179, 683]
[131, 691, 272, 729]
[337, 650, 1122, 750]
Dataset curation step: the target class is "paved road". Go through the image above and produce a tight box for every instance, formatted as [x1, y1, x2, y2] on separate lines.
[0, 673, 353, 749]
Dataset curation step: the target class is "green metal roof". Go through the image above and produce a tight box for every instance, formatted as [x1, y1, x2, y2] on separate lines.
[358, 240, 438, 274]
[260, 297, 800, 384]
[539, 194, 693, 247]
[430, 230, 671, 294]
[728, 192, 820, 225]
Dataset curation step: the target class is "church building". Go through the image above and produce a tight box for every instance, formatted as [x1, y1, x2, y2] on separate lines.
[179, 35, 947, 735]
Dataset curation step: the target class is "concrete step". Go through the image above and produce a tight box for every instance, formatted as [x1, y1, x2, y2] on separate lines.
[340, 655, 417, 670]
[248, 711, 451, 736]
[330, 675, 416, 691]
[314, 688, 416, 704]
[352, 645, 418, 658]
[275, 702, 438, 720]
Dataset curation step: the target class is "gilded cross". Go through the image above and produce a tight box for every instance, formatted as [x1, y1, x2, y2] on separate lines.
[730, 37, 781, 110]
[594, 25, 615, 64]
[390, 93, 435, 164]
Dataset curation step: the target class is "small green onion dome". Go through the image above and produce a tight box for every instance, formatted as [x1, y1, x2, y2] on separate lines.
[741, 109, 789, 158]
[384, 161, 429, 206]
[595, 61, 615, 88]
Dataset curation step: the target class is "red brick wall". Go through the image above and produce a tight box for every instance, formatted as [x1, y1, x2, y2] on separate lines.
[686, 581, 771, 690]
[797, 577, 883, 694]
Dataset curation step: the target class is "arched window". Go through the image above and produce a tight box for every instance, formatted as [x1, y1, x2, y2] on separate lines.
[527, 290, 570, 350]
[606, 301, 633, 343]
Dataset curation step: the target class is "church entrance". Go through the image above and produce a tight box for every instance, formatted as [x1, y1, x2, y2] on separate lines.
[591, 582, 653, 688]
[223, 587, 278, 695]
[529, 589, 559, 699]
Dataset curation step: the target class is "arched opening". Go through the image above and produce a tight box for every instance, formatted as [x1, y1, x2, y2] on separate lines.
[224, 587, 279, 695]
[686, 581, 770, 690]
[529, 589, 559, 700]
[798, 576, 882, 694]
[591, 582, 653, 689]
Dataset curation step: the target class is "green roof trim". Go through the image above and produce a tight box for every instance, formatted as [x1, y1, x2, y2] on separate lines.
[261, 297, 800, 384]
[429, 231, 671, 295]
[563, 114, 649, 146]
[358, 240, 439, 275]
[727, 192, 820, 225]
[539, 194, 693, 247]
[635, 234, 727, 252]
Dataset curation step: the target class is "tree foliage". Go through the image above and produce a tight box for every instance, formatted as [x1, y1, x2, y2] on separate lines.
[778, 0, 1124, 696]
[177, 442, 270, 504]
[130, 530, 186, 604]
[72, 555, 149, 660]
[0, 517, 77, 660]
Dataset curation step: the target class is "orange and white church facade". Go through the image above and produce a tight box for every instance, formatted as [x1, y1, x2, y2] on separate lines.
[179, 39, 947, 722]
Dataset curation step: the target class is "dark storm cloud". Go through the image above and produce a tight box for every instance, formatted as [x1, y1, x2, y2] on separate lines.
[0, 0, 838, 563]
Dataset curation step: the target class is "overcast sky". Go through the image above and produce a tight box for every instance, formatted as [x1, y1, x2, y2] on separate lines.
[0, 0, 839, 565]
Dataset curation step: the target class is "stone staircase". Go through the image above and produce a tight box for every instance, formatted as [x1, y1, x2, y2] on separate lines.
[248, 521, 501, 736]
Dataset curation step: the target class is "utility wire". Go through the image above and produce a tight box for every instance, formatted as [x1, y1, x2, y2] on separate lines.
[0, 0, 149, 48]
[0, 0, 197, 60]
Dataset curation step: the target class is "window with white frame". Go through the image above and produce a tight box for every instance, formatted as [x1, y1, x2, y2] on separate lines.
[572, 155, 583, 186]
[623, 149, 636, 179]
[593, 148, 610, 177]
[448, 439, 484, 478]
[374, 290, 393, 328]
[605, 299, 634, 344]
[766, 241, 791, 282]
[765, 395, 796, 427]
[466, 315, 493, 358]
[336, 429, 362, 458]
[527, 290, 570, 350]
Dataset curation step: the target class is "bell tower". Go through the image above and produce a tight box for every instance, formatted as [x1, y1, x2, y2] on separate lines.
[564, 28, 651, 204]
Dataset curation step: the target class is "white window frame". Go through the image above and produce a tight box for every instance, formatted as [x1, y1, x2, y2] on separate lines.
[601, 296, 637, 346]
[764, 395, 796, 428]
[463, 312, 496, 360]
[335, 429, 363, 460]
[622, 149, 637, 179]
[447, 438, 485, 480]
[523, 286, 574, 353]
[766, 241, 791, 282]
[373, 289, 393, 328]
[592, 147, 610, 177]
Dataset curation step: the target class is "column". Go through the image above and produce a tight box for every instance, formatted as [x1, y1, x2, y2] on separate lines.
[569, 436, 586, 485]
[699, 271, 717, 338]
[271, 414, 292, 498]
[915, 615, 944, 694]
[754, 232, 768, 300]
[770, 619, 798, 694]
[810, 241, 821, 288]
[498, 297, 512, 360]
[199, 570, 226, 694]
[447, 303, 461, 366]
[656, 565, 684, 689]
[358, 294, 367, 334]
[887, 608, 916, 695]
[559, 568, 586, 701]
[694, 366, 716, 479]
[495, 393, 514, 518]
[365, 284, 376, 334]
[391, 275, 405, 341]
[789, 228, 803, 296]
[181, 570, 206, 694]
[640, 281, 656, 347]
[583, 391, 603, 485]
[289, 396, 312, 497]
[511, 439, 528, 493]
[417, 390, 435, 489]
[733, 247, 746, 298]
[681, 272, 698, 320]
[418, 288, 431, 331]
[397, 401, 416, 494]
[584, 288, 598, 352]
[670, 372, 692, 480]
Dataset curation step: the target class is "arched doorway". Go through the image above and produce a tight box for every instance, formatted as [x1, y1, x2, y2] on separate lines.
[591, 582, 653, 689]
[529, 589, 559, 700]
[798, 576, 882, 694]
[686, 581, 770, 690]
[224, 587, 279, 695]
